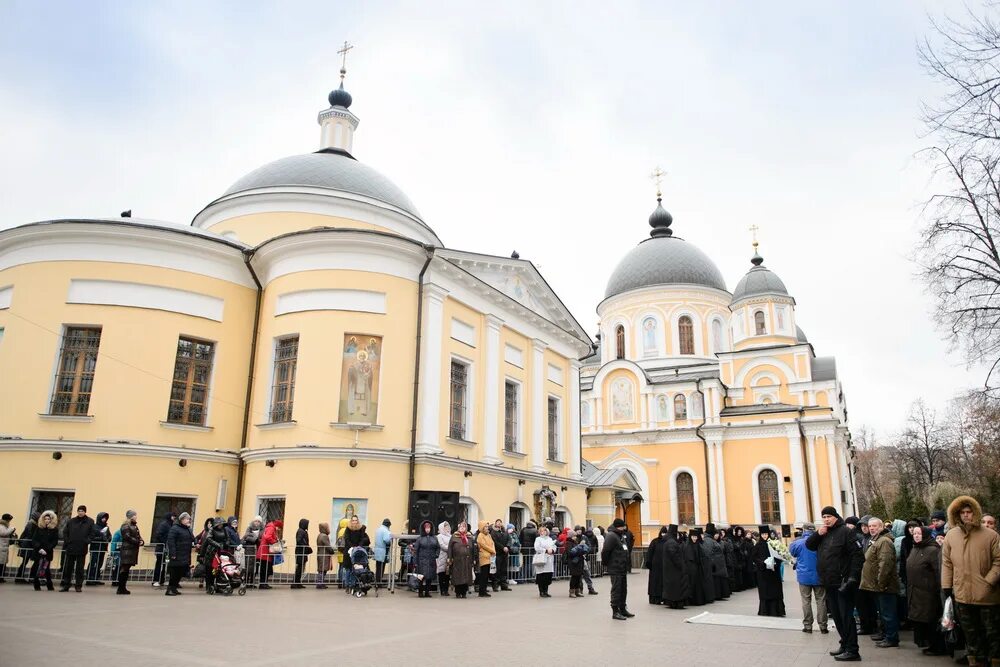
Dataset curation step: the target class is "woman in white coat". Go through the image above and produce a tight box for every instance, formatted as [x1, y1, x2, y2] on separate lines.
[435, 521, 452, 596]
[533, 526, 557, 598]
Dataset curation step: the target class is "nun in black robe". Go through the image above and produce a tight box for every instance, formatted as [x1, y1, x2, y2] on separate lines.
[660, 524, 689, 609]
[681, 530, 710, 606]
[643, 526, 668, 604]
[723, 528, 741, 592]
[734, 526, 756, 589]
[751, 525, 786, 617]
[694, 528, 718, 602]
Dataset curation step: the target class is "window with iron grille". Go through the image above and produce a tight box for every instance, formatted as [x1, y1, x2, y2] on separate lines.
[269, 336, 298, 423]
[676, 472, 696, 525]
[758, 469, 781, 525]
[30, 489, 76, 535]
[167, 336, 215, 426]
[257, 497, 285, 526]
[151, 495, 196, 542]
[508, 506, 525, 531]
[547, 396, 560, 460]
[449, 360, 468, 440]
[49, 327, 101, 415]
[504, 380, 519, 452]
[678, 316, 694, 355]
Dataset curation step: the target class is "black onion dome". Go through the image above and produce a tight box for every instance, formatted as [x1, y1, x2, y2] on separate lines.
[648, 198, 673, 238]
[328, 81, 353, 109]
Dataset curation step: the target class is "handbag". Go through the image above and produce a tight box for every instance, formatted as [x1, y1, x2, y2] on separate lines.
[489, 556, 497, 574]
[273, 553, 284, 567]
[268, 541, 283, 554]
[532, 552, 548, 567]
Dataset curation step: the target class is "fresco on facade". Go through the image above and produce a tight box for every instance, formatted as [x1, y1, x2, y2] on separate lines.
[332, 498, 368, 527]
[338, 334, 381, 424]
[611, 378, 633, 422]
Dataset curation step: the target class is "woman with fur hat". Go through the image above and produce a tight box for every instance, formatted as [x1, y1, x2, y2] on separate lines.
[941, 495, 1000, 666]
[30, 510, 58, 591]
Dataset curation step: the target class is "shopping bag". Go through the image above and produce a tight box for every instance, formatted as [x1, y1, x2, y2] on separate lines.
[273, 552, 284, 567]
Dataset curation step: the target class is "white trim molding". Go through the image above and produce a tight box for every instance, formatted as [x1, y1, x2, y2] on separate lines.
[0, 285, 11, 310]
[275, 288, 386, 316]
[0, 438, 239, 464]
[67, 279, 225, 322]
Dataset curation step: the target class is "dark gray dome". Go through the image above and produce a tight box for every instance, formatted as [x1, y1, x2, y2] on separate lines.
[796, 325, 808, 343]
[732, 262, 788, 302]
[222, 151, 421, 219]
[604, 236, 728, 299]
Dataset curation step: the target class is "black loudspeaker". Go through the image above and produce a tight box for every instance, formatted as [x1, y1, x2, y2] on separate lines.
[408, 490, 460, 534]
[781, 524, 792, 538]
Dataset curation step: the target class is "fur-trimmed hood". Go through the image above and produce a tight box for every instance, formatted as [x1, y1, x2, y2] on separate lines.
[948, 495, 984, 532]
[38, 510, 58, 529]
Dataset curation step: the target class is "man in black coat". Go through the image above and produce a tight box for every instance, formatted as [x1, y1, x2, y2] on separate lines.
[152, 512, 175, 587]
[292, 518, 311, 589]
[85, 512, 111, 586]
[489, 519, 511, 591]
[806, 506, 864, 662]
[60, 505, 96, 592]
[602, 518, 633, 620]
[519, 521, 538, 579]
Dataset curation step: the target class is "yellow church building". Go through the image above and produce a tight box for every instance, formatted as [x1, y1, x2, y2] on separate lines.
[580, 193, 856, 545]
[0, 71, 595, 539]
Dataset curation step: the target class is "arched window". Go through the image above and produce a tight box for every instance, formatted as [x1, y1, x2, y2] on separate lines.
[678, 316, 694, 355]
[712, 319, 724, 353]
[676, 472, 696, 525]
[615, 325, 625, 359]
[673, 394, 688, 420]
[758, 469, 781, 524]
[754, 310, 767, 336]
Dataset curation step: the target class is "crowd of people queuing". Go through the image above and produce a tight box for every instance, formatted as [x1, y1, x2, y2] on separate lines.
[3, 494, 997, 663]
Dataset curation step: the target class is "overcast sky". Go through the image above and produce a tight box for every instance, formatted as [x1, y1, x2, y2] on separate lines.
[0, 1, 985, 436]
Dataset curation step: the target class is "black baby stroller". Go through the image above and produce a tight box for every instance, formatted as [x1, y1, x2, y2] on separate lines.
[209, 545, 247, 596]
[348, 546, 378, 597]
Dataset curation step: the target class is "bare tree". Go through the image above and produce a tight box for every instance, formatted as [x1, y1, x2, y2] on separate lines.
[918, 8, 1000, 395]
[853, 427, 893, 513]
[895, 399, 952, 490]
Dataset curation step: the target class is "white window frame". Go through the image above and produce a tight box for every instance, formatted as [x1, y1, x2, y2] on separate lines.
[449, 354, 475, 442]
[546, 393, 562, 462]
[503, 377, 523, 454]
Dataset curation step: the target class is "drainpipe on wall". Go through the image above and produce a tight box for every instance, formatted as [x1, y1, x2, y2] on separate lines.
[408, 247, 436, 494]
[234, 249, 263, 520]
[694, 377, 713, 523]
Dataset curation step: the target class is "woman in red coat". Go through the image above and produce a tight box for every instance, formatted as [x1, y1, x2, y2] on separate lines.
[255, 520, 283, 589]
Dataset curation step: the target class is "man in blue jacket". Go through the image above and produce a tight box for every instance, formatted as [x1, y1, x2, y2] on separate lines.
[790, 522, 828, 634]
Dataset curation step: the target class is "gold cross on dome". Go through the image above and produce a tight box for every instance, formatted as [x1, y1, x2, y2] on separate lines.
[338, 41, 354, 77]
[650, 166, 665, 198]
[749, 224, 760, 250]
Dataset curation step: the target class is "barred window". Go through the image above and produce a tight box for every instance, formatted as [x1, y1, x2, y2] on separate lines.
[449, 360, 469, 440]
[269, 336, 298, 423]
[758, 469, 781, 524]
[504, 380, 519, 452]
[676, 472, 695, 525]
[167, 337, 215, 426]
[678, 316, 694, 355]
[30, 490, 75, 535]
[49, 327, 101, 415]
[547, 396, 560, 461]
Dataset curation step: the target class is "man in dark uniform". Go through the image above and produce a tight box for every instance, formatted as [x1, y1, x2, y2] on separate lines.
[602, 518, 633, 620]
[806, 506, 864, 662]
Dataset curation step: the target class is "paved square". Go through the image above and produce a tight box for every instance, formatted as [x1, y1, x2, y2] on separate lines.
[0, 573, 953, 666]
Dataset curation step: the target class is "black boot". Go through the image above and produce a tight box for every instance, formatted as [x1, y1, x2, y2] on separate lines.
[621, 608, 635, 618]
[612, 608, 627, 620]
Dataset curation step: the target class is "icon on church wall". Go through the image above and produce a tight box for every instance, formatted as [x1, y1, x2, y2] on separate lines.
[332, 497, 368, 527]
[338, 334, 382, 424]
[642, 317, 658, 355]
[611, 378, 634, 422]
[657, 395, 669, 421]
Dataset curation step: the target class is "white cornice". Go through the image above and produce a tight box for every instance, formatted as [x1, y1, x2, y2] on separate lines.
[251, 229, 429, 287]
[597, 283, 732, 316]
[0, 438, 240, 463]
[193, 188, 442, 247]
[0, 222, 253, 288]
[717, 343, 811, 361]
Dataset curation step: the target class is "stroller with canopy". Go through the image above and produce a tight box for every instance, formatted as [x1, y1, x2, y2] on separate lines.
[348, 546, 377, 597]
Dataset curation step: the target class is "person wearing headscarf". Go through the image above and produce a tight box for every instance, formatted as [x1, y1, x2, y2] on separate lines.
[116, 509, 143, 595]
[85, 512, 111, 586]
[447, 521, 474, 598]
[751, 525, 786, 617]
[413, 520, 439, 598]
[475, 520, 496, 597]
[661, 524, 689, 609]
[533, 525, 557, 598]
[436, 521, 452, 595]
[241, 516, 263, 585]
[643, 526, 669, 605]
[905, 525, 946, 655]
[224, 516, 240, 548]
[374, 518, 392, 585]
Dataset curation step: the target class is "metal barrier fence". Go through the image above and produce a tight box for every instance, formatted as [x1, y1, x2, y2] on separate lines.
[2, 541, 650, 591]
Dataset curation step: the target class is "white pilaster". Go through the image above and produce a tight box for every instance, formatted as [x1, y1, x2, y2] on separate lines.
[481, 315, 503, 465]
[530, 339, 547, 473]
[712, 386, 722, 423]
[825, 435, 842, 510]
[568, 360, 582, 480]
[805, 435, 821, 521]
[713, 439, 728, 522]
[787, 431, 808, 524]
[415, 284, 448, 454]
[706, 441, 719, 523]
